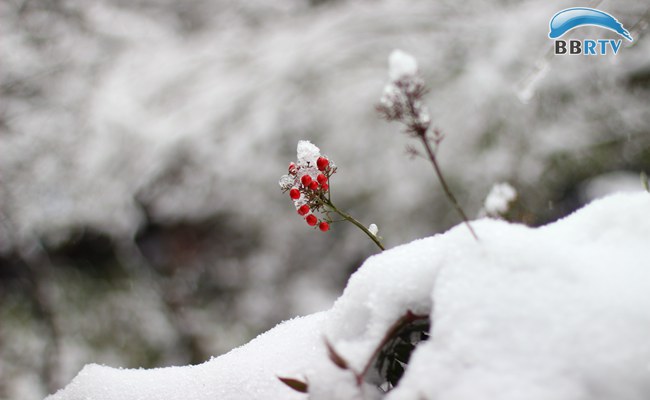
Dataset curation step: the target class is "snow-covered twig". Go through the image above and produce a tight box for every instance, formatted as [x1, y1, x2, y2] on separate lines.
[280, 141, 385, 251]
[377, 50, 478, 241]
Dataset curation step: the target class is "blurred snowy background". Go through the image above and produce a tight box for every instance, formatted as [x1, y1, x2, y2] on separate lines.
[0, 0, 648, 399]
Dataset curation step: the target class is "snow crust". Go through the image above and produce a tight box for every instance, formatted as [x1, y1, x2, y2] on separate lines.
[48, 193, 650, 400]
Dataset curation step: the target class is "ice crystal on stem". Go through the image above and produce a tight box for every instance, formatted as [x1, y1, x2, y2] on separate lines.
[368, 223, 379, 237]
[377, 49, 478, 241]
[279, 141, 384, 251]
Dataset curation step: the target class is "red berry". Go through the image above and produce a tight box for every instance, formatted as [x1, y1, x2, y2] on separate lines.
[306, 214, 318, 226]
[297, 204, 310, 216]
[289, 188, 300, 200]
[309, 181, 319, 190]
[317, 174, 327, 184]
[288, 162, 297, 175]
[317, 157, 329, 171]
[301, 175, 312, 186]
[319, 221, 330, 232]
[321, 183, 329, 191]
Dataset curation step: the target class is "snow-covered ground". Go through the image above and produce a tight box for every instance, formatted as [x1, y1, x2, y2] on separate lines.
[47, 193, 650, 400]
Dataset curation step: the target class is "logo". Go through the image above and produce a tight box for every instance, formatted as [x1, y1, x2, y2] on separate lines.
[549, 8, 633, 55]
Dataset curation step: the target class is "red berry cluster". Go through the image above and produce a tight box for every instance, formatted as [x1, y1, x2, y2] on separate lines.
[281, 155, 335, 232]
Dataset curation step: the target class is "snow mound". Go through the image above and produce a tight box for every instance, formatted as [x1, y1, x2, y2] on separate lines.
[46, 313, 326, 400]
[47, 193, 650, 400]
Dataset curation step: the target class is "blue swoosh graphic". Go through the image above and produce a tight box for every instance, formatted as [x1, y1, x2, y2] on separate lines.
[549, 7, 633, 42]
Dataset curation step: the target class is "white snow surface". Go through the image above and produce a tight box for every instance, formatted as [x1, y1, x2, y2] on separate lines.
[48, 193, 650, 400]
[47, 313, 327, 400]
[388, 50, 418, 81]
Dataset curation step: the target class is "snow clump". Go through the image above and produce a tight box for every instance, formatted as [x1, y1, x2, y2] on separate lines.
[482, 182, 517, 217]
[388, 50, 418, 82]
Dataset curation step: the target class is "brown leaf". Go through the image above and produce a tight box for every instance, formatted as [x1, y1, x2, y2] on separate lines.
[324, 339, 349, 370]
[277, 376, 308, 393]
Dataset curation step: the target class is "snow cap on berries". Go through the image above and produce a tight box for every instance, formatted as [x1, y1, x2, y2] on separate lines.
[280, 140, 337, 233]
[297, 140, 321, 167]
[388, 49, 418, 81]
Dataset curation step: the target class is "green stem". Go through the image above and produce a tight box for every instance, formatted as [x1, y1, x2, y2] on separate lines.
[324, 199, 385, 251]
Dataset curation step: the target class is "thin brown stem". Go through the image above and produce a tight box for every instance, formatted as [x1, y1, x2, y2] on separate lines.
[401, 87, 478, 241]
[418, 135, 479, 241]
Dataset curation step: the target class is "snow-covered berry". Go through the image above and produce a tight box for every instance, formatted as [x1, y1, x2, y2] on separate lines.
[281, 141, 339, 234]
[301, 175, 313, 186]
[317, 157, 329, 171]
